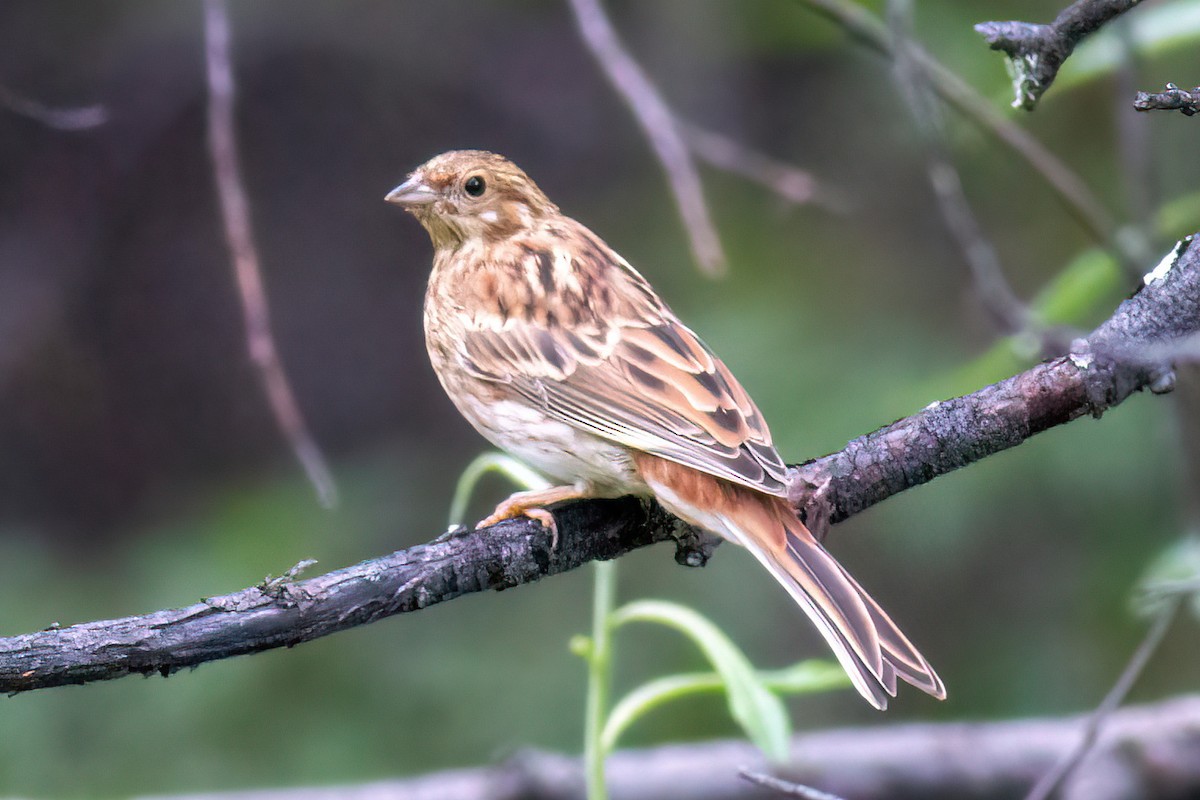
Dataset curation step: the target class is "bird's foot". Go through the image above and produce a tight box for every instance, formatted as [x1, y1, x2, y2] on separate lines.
[476, 485, 590, 549]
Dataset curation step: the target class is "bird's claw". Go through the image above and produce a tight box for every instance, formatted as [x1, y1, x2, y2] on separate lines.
[477, 505, 559, 549]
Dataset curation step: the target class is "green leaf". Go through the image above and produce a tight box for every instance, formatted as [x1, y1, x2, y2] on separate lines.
[761, 660, 851, 694]
[610, 600, 791, 762]
[602, 673, 721, 753]
[1029, 249, 1122, 327]
[1157, 190, 1200, 240]
[1137, 534, 1200, 619]
[925, 187, 1200, 400]
[601, 660, 848, 753]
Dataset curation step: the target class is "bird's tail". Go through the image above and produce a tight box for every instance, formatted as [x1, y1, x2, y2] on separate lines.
[637, 455, 944, 709]
[752, 504, 945, 709]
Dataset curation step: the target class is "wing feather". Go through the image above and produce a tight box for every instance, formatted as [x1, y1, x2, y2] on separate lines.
[456, 231, 791, 497]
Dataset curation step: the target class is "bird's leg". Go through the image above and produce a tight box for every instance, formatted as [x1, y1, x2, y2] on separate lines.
[476, 483, 594, 548]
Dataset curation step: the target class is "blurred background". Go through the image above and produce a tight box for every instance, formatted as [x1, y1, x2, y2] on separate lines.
[0, 0, 1197, 795]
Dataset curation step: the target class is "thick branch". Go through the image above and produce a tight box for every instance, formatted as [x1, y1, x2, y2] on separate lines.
[0, 498, 704, 694]
[795, 235, 1197, 527]
[135, 695, 1200, 800]
[2, 238, 1197, 695]
[793, 356, 1088, 526]
[976, 0, 1143, 110]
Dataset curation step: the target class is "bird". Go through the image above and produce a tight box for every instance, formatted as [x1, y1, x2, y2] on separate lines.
[386, 149, 944, 709]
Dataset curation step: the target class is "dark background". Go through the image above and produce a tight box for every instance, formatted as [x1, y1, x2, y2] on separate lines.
[0, 0, 1195, 795]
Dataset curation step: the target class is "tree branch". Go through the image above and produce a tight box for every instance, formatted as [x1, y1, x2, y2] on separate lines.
[567, 0, 726, 276]
[680, 123, 821, 209]
[794, 0, 1136, 275]
[204, 0, 338, 508]
[0, 83, 107, 130]
[0, 497, 702, 694]
[976, 0, 1144, 111]
[1025, 598, 1182, 800]
[887, 0, 1034, 339]
[133, 695, 1200, 800]
[567, 0, 826, 263]
[2, 237, 1197, 695]
[1134, 83, 1200, 116]
[794, 234, 1196, 531]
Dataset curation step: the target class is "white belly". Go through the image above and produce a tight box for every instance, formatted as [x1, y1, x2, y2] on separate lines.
[455, 395, 647, 496]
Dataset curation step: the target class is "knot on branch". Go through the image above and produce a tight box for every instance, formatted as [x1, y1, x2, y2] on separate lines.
[977, 1, 1145, 110]
[975, 21, 1067, 110]
[788, 469, 835, 542]
[1072, 234, 1198, 411]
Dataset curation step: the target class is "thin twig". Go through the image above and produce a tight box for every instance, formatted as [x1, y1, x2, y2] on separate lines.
[977, 0, 1144, 110]
[739, 769, 845, 800]
[886, 0, 1034, 338]
[1133, 83, 1200, 116]
[567, 0, 726, 276]
[1024, 598, 1182, 800]
[0, 83, 108, 130]
[681, 123, 821, 208]
[793, 0, 1142, 276]
[203, 0, 337, 508]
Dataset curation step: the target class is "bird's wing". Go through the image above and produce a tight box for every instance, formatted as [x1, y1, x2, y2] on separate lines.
[456, 230, 791, 497]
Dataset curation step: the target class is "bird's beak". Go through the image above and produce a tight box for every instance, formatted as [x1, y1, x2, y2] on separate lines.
[385, 174, 438, 208]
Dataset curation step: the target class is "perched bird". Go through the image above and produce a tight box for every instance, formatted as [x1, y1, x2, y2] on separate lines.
[387, 150, 944, 709]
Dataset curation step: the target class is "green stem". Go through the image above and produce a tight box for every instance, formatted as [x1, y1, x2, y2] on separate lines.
[583, 560, 617, 800]
[447, 452, 550, 528]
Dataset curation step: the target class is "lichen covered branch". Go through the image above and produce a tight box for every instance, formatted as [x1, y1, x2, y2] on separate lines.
[976, 0, 1143, 110]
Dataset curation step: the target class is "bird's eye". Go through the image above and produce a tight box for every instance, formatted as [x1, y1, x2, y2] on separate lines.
[464, 175, 486, 197]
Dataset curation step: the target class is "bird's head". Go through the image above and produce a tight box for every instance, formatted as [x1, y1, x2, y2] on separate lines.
[386, 150, 559, 249]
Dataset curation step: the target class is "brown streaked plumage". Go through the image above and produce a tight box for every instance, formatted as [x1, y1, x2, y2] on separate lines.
[387, 149, 944, 709]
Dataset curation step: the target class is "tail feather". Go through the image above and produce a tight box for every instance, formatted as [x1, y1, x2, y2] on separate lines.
[852, 569, 946, 700]
[774, 518, 945, 708]
[760, 544, 894, 709]
[636, 455, 944, 709]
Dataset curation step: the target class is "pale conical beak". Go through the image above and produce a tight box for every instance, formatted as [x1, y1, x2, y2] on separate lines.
[385, 175, 438, 208]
